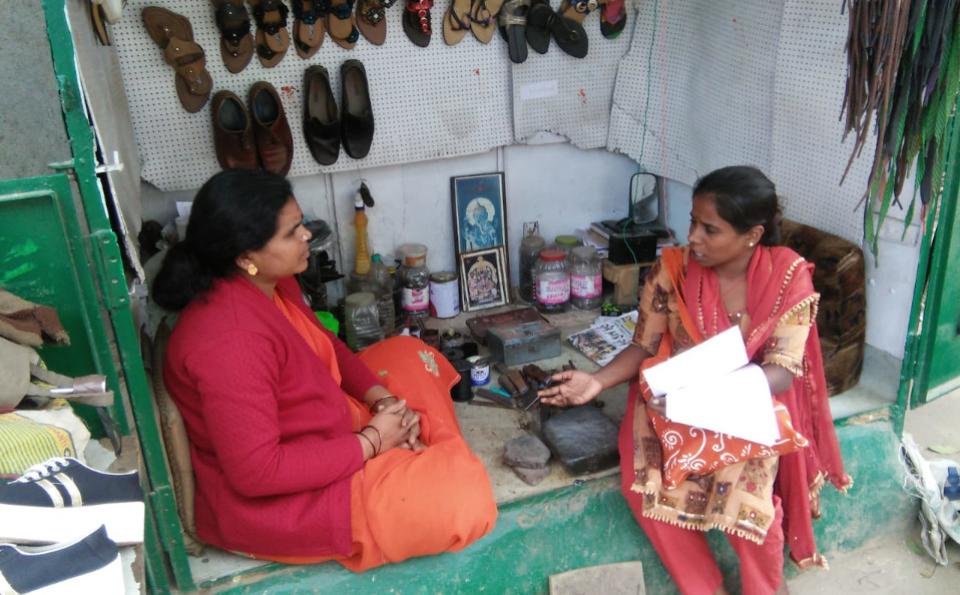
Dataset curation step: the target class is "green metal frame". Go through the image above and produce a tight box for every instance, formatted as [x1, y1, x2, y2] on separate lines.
[41, 1, 194, 590]
[897, 93, 960, 424]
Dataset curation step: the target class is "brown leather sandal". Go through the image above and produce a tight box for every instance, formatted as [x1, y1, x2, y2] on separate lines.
[357, 0, 395, 46]
[291, 0, 325, 58]
[249, 0, 290, 67]
[403, 0, 433, 46]
[211, 0, 254, 73]
[328, 0, 360, 49]
[469, 0, 505, 44]
[142, 7, 213, 113]
[443, 0, 472, 45]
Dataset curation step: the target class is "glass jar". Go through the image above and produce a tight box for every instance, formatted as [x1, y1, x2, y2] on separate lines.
[570, 245, 603, 310]
[534, 248, 570, 313]
[518, 234, 546, 303]
[397, 243, 430, 320]
[344, 292, 384, 351]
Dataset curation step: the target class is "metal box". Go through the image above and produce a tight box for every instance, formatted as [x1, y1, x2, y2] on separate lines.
[486, 320, 562, 366]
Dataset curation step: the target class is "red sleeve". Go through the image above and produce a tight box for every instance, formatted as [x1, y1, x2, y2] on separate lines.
[185, 330, 364, 498]
[277, 276, 381, 399]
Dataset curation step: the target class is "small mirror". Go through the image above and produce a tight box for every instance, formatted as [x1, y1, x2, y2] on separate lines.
[629, 172, 660, 225]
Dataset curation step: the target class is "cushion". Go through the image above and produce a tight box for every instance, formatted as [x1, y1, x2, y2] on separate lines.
[780, 220, 866, 395]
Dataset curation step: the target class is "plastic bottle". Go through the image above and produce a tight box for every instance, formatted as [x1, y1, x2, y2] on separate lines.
[534, 248, 570, 313]
[369, 254, 395, 335]
[344, 292, 383, 351]
[945, 467, 960, 501]
[398, 243, 430, 320]
[570, 245, 603, 310]
[353, 195, 370, 276]
[519, 233, 546, 303]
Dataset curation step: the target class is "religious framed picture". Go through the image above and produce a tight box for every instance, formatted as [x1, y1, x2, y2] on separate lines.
[458, 246, 510, 312]
[450, 172, 508, 255]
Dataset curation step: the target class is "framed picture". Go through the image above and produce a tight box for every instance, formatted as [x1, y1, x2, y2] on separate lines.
[459, 247, 509, 312]
[451, 172, 507, 254]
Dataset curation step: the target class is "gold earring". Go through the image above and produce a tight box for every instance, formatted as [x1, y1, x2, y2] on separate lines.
[749, 242, 756, 247]
[246, 263, 258, 276]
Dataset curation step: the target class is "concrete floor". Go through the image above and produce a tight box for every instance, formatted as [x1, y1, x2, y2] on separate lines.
[789, 389, 960, 594]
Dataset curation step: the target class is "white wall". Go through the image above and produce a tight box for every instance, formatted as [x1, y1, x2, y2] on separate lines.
[143, 145, 918, 360]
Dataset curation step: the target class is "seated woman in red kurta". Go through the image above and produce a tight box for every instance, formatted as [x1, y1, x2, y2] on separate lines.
[539, 166, 851, 595]
[153, 170, 497, 570]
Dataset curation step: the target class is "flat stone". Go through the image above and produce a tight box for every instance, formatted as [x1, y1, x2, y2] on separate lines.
[511, 464, 551, 486]
[542, 405, 620, 475]
[503, 433, 551, 468]
[549, 561, 645, 595]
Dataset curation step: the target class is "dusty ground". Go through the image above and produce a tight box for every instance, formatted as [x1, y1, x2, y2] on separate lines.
[789, 389, 960, 594]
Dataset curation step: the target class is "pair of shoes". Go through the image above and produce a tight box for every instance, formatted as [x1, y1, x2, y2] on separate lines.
[357, 0, 397, 45]
[0, 526, 125, 594]
[212, 82, 294, 175]
[0, 457, 144, 546]
[250, 0, 291, 67]
[212, 0, 255, 73]
[526, 0, 588, 58]
[303, 61, 374, 164]
[142, 6, 214, 113]
[441, 0, 504, 46]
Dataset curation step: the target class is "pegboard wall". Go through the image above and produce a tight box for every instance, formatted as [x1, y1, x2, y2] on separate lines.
[511, 1, 634, 148]
[607, 0, 869, 244]
[112, 0, 517, 191]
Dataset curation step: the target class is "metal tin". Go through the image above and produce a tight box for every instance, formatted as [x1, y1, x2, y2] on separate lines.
[429, 271, 460, 319]
[467, 355, 490, 386]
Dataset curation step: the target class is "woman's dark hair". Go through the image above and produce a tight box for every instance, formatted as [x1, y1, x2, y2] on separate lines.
[152, 170, 293, 310]
[692, 166, 782, 246]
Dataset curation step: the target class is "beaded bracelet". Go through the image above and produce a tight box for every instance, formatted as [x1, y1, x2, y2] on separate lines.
[356, 431, 377, 457]
[369, 395, 397, 413]
[361, 424, 383, 455]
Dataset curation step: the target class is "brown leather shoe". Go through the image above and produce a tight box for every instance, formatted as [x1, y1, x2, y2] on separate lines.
[211, 90, 258, 170]
[248, 81, 293, 175]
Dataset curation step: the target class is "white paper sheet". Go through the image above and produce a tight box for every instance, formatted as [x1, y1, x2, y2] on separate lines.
[641, 327, 747, 396]
[665, 364, 780, 446]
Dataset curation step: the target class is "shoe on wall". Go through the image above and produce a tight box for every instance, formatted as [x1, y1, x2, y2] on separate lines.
[0, 526, 124, 595]
[249, 81, 294, 175]
[0, 457, 144, 546]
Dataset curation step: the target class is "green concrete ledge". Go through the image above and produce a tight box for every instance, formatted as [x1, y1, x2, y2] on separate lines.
[212, 421, 912, 594]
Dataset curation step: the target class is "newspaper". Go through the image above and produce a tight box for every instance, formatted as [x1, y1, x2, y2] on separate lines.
[567, 311, 638, 366]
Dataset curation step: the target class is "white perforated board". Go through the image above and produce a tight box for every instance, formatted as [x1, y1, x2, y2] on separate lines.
[607, 0, 783, 186]
[112, 0, 513, 191]
[511, 2, 634, 148]
[770, 0, 871, 244]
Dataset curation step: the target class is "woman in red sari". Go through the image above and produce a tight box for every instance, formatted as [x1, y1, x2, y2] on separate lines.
[539, 166, 851, 595]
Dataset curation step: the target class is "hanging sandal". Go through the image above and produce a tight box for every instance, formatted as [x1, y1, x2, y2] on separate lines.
[291, 0, 325, 57]
[357, 0, 395, 45]
[498, 0, 529, 63]
[558, 0, 598, 24]
[249, 0, 290, 68]
[469, 0, 505, 44]
[212, 0, 254, 73]
[328, 0, 360, 49]
[527, 2, 587, 58]
[443, 0, 472, 46]
[525, 0, 550, 53]
[403, 0, 433, 47]
[142, 7, 213, 113]
[599, 0, 625, 39]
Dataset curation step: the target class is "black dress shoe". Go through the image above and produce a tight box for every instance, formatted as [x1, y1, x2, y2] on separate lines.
[340, 60, 375, 160]
[303, 65, 340, 165]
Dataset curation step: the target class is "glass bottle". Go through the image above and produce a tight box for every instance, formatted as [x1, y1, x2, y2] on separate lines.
[519, 234, 546, 303]
[534, 248, 570, 313]
[570, 245, 602, 310]
[398, 243, 430, 320]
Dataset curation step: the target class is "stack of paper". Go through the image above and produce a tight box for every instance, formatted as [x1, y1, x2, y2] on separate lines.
[641, 327, 781, 446]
